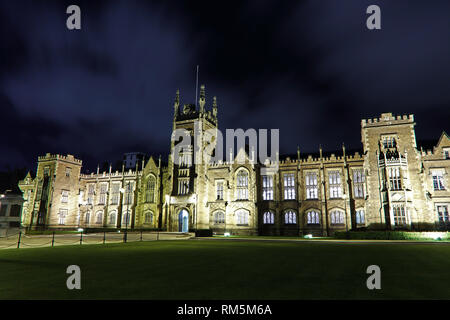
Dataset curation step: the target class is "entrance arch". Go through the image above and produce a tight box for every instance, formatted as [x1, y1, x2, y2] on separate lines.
[178, 209, 189, 232]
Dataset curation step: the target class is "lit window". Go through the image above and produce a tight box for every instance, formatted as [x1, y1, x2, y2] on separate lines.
[393, 205, 407, 226]
[236, 210, 249, 225]
[59, 209, 67, 225]
[99, 183, 108, 205]
[216, 181, 224, 200]
[214, 211, 225, 224]
[283, 173, 296, 200]
[330, 210, 345, 225]
[329, 171, 342, 198]
[356, 209, 365, 224]
[443, 149, 450, 160]
[284, 210, 297, 224]
[305, 172, 318, 199]
[307, 211, 320, 225]
[236, 170, 249, 200]
[87, 184, 95, 205]
[432, 170, 445, 191]
[262, 175, 274, 200]
[124, 182, 134, 204]
[110, 184, 120, 205]
[178, 178, 189, 195]
[436, 205, 449, 223]
[353, 169, 365, 198]
[263, 211, 274, 224]
[61, 190, 69, 203]
[146, 177, 156, 202]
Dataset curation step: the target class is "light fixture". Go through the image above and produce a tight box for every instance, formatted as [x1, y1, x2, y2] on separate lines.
[224, 232, 230, 237]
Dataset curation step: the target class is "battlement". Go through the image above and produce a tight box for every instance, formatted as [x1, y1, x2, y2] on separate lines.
[38, 153, 82, 165]
[80, 169, 141, 180]
[361, 112, 414, 127]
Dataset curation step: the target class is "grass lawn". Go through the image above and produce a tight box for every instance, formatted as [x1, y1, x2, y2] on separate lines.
[1, 240, 449, 299]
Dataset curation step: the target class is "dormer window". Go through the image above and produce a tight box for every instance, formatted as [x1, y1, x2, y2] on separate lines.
[444, 148, 450, 160]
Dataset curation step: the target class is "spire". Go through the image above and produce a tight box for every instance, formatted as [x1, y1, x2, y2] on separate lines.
[342, 142, 346, 157]
[297, 146, 301, 160]
[174, 89, 180, 117]
[199, 84, 205, 113]
[212, 96, 218, 118]
[319, 144, 323, 159]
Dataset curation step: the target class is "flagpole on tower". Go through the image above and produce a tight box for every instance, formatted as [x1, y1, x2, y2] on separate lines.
[195, 65, 199, 106]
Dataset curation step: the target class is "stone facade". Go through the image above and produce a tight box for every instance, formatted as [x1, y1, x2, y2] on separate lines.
[18, 87, 450, 235]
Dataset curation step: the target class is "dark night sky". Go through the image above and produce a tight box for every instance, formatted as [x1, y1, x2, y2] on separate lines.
[0, 0, 449, 172]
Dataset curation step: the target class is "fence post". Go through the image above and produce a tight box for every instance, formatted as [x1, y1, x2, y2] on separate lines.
[51, 231, 55, 247]
[80, 231, 83, 245]
[17, 231, 22, 249]
[103, 232, 106, 245]
[140, 230, 143, 241]
[157, 230, 159, 241]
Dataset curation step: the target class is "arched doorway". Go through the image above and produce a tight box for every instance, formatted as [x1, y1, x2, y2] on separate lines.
[178, 209, 189, 232]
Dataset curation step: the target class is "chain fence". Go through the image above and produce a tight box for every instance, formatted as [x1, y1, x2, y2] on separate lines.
[0, 230, 193, 250]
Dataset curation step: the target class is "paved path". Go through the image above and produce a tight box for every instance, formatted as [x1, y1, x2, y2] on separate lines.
[0, 231, 194, 250]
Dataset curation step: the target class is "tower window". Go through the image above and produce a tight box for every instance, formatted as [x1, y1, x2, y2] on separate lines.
[61, 190, 69, 203]
[216, 181, 224, 200]
[59, 209, 67, 225]
[146, 177, 156, 202]
[178, 178, 189, 195]
[388, 167, 402, 190]
[393, 205, 408, 226]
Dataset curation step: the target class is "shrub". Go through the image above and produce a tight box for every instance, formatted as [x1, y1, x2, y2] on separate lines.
[334, 231, 449, 241]
[195, 229, 213, 237]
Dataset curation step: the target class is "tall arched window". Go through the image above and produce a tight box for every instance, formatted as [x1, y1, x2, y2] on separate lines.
[306, 210, 320, 225]
[263, 211, 274, 224]
[145, 211, 153, 224]
[214, 211, 225, 224]
[146, 176, 156, 203]
[284, 210, 297, 224]
[123, 210, 130, 225]
[330, 210, 345, 225]
[109, 211, 117, 225]
[356, 209, 365, 224]
[236, 170, 249, 200]
[85, 211, 90, 224]
[236, 210, 249, 225]
[96, 211, 103, 224]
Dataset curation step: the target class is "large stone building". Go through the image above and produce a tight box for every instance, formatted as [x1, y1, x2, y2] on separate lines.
[18, 86, 450, 235]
